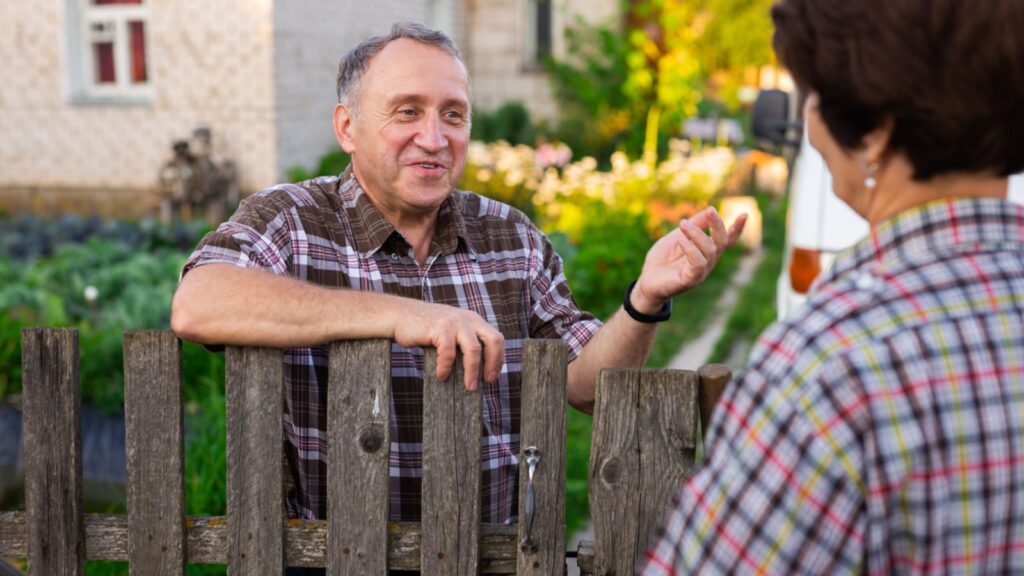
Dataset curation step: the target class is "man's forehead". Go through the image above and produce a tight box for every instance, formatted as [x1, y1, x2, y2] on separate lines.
[366, 38, 469, 84]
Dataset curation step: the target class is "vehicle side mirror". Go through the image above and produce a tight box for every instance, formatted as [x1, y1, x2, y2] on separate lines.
[751, 89, 802, 147]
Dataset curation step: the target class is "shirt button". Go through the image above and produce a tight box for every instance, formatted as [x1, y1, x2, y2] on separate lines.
[390, 253, 399, 261]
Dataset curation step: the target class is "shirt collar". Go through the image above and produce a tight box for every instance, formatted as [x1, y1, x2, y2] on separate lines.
[335, 165, 469, 258]
[818, 197, 1024, 289]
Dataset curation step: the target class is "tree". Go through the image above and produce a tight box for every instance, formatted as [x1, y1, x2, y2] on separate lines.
[547, 0, 775, 161]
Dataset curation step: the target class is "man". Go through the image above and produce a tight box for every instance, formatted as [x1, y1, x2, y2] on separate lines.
[172, 22, 744, 526]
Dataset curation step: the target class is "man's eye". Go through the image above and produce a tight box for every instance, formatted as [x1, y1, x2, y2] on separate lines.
[445, 111, 465, 122]
[398, 109, 417, 117]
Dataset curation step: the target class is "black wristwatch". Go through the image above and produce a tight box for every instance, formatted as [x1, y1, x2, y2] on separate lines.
[623, 280, 672, 323]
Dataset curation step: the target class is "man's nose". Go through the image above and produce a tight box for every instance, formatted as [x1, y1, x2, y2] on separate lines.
[414, 114, 448, 152]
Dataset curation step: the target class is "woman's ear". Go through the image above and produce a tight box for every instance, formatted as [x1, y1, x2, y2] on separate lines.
[862, 116, 894, 164]
[333, 104, 357, 155]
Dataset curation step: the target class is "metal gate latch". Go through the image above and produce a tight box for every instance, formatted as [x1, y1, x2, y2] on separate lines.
[520, 446, 542, 553]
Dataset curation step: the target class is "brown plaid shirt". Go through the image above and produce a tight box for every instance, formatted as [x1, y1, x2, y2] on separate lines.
[182, 167, 601, 523]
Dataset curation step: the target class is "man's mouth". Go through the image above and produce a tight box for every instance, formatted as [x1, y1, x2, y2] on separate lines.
[415, 161, 444, 170]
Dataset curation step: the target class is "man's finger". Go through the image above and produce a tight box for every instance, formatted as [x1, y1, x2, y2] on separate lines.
[727, 213, 749, 247]
[457, 333, 482, 392]
[707, 208, 729, 252]
[677, 233, 708, 272]
[685, 206, 715, 230]
[479, 329, 505, 384]
[681, 220, 717, 263]
[435, 339, 456, 382]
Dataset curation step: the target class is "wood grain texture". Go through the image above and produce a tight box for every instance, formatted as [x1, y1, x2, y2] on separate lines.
[636, 369, 698, 563]
[225, 346, 285, 574]
[0, 514, 520, 571]
[588, 368, 640, 576]
[21, 328, 84, 576]
[516, 340, 568, 576]
[697, 364, 732, 443]
[421, 349, 481, 575]
[123, 330, 186, 575]
[326, 339, 391, 576]
[576, 540, 594, 575]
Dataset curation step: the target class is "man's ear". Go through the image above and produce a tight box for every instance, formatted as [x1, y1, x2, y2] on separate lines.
[333, 103, 357, 154]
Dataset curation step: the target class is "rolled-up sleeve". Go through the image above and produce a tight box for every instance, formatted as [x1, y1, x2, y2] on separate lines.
[526, 227, 603, 363]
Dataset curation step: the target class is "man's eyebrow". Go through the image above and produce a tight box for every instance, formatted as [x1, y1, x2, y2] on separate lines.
[384, 94, 468, 109]
[385, 94, 426, 108]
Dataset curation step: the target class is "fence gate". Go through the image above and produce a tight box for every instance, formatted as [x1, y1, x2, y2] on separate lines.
[0, 328, 730, 575]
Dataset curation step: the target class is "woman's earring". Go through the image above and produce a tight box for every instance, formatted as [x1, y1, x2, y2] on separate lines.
[864, 158, 879, 190]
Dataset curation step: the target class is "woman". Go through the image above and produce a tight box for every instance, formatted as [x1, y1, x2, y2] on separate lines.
[639, 0, 1024, 574]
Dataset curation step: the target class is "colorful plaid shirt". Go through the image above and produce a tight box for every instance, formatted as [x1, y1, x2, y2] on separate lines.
[640, 198, 1024, 575]
[182, 168, 601, 523]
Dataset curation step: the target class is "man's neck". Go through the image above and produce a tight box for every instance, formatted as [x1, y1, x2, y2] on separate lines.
[350, 168, 444, 265]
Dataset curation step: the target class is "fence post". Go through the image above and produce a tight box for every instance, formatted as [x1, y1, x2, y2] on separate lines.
[124, 330, 186, 574]
[636, 369, 698, 558]
[516, 340, 568, 576]
[697, 364, 732, 443]
[22, 327, 85, 576]
[587, 368, 640, 576]
[225, 346, 285, 574]
[586, 368, 699, 575]
[421, 350, 481, 575]
[327, 339, 391, 576]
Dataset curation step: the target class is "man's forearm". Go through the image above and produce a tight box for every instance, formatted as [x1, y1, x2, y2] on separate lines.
[566, 308, 658, 414]
[171, 264, 403, 347]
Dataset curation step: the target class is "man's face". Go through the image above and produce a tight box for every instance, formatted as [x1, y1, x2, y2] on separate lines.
[335, 39, 471, 222]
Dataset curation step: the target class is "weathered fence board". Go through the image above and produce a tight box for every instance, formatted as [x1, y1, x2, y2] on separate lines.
[225, 346, 285, 574]
[516, 339, 568, 575]
[327, 339, 391, 576]
[637, 369, 698, 560]
[697, 364, 732, 440]
[22, 328, 84, 576]
[124, 330, 187, 574]
[588, 368, 641, 575]
[0, 513, 520, 571]
[421, 349, 482, 575]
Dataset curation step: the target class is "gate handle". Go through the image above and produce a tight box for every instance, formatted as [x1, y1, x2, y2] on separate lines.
[520, 446, 542, 553]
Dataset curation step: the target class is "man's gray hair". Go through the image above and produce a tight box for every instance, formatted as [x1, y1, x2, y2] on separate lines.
[336, 22, 465, 112]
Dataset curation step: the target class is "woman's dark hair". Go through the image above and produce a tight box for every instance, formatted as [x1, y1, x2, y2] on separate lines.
[772, 0, 1024, 180]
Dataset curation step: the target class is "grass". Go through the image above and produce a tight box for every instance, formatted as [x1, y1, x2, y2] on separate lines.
[707, 193, 787, 365]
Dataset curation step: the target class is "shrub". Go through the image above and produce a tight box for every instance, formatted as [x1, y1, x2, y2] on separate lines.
[470, 101, 538, 146]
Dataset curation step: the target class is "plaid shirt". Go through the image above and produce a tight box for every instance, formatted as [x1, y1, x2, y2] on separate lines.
[183, 168, 601, 523]
[640, 198, 1024, 575]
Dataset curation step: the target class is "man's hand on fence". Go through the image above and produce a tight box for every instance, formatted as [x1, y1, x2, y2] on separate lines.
[391, 302, 505, 392]
[631, 207, 747, 314]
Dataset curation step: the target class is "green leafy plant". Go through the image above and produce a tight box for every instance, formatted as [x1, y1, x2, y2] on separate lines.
[470, 101, 538, 146]
[287, 149, 352, 182]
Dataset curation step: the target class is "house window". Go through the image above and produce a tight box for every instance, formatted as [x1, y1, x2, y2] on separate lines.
[71, 0, 151, 101]
[523, 0, 552, 68]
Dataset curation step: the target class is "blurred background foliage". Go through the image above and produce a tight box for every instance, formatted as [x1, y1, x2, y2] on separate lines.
[546, 0, 775, 162]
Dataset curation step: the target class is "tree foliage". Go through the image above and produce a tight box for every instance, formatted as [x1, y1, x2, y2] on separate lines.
[547, 0, 775, 160]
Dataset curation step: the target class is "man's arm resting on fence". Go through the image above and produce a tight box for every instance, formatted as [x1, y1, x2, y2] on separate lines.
[566, 207, 746, 414]
[171, 263, 504, 391]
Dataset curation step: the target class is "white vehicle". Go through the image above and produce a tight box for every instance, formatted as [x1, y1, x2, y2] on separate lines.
[776, 134, 1024, 319]
[752, 89, 1024, 320]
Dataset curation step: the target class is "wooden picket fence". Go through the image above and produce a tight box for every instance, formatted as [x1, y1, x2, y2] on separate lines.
[0, 328, 731, 575]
